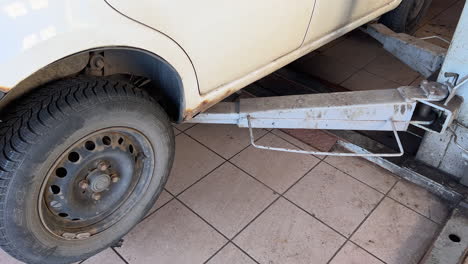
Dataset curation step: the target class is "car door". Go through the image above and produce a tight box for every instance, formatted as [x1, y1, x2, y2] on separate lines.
[106, 0, 315, 94]
[303, 0, 399, 43]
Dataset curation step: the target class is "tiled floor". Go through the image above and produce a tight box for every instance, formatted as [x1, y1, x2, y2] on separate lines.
[0, 124, 451, 264]
[0, 0, 464, 263]
[292, 0, 465, 92]
[96, 125, 447, 264]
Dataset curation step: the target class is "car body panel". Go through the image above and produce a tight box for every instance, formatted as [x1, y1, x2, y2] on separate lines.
[106, 0, 316, 94]
[0, 0, 402, 120]
[304, 0, 400, 43]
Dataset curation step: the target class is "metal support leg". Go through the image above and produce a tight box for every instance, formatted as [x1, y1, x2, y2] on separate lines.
[416, 1, 468, 185]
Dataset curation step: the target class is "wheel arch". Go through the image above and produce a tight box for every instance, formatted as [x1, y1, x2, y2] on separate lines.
[0, 47, 185, 122]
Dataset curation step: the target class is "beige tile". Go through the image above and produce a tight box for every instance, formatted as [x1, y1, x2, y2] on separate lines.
[117, 199, 226, 264]
[146, 190, 173, 216]
[165, 134, 224, 194]
[286, 162, 383, 236]
[180, 163, 278, 238]
[352, 198, 439, 264]
[0, 249, 22, 264]
[293, 54, 360, 84]
[330, 242, 384, 264]
[173, 122, 196, 131]
[82, 248, 124, 264]
[414, 24, 452, 49]
[389, 181, 449, 224]
[207, 243, 256, 264]
[325, 156, 397, 193]
[322, 31, 383, 69]
[186, 124, 267, 159]
[231, 133, 320, 193]
[271, 129, 321, 153]
[173, 126, 181, 136]
[365, 52, 420, 85]
[341, 70, 401, 91]
[234, 198, 345, 264]
[274, 129, 337, 153]
[410, 75, 425, 86]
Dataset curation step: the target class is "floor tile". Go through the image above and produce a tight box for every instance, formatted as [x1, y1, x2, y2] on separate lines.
[293, 54, 360, 84]
[352, 198, 439, 264]
[165, 134, 224, 195]
[410, 75, 425, 86]
[0, 249, 21, 264]
[341, 70, 401, 91]
[276, 129, 337, 153]
[389, 181, 449, 224]
[330, 242, 384, 264]
[270, 129, 323, 157]
[234, 198, 345, 264]
[117, 199, 226, 264]
[173, 126, 181, 136]
[365, 52, 420, 85]
[146, 190, 173, 216]
[172, 122, 196, 132]
[179, 163, 278, 238]
[186, 124, 267, 159]
[322, 31, 383, 69]
[414, 24, 453, 48]
[286, 162, 383, 236]
[82, 248, 124, 264]
[231, 133, 320, 193]
[207, 243, 256, 264]
[325, 156, 397, 193]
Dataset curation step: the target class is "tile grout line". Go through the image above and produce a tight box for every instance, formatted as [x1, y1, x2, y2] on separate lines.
[172, 125, 440, 263]
[321, 159, 391, 195]
[173, 196, 261, 264]
[325, 180, 399, 264]
[176, 127, 401, 259]
[172, 138, 325, 263]
[111, 247, 130, 264]
[322, 158, 444, 225]
[270, 129, 326, 160]
[386, 195, 442, 226]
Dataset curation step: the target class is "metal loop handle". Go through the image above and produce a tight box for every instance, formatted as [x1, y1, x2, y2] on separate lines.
[247, 116, 404, 157]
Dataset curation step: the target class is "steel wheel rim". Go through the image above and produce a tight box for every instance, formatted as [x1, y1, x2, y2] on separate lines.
[38, 127, 154, 240]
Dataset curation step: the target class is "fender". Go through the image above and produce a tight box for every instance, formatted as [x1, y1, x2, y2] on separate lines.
[0, 0, 201, 118]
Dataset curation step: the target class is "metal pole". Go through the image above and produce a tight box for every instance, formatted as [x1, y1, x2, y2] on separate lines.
[416, 1, 468, 185]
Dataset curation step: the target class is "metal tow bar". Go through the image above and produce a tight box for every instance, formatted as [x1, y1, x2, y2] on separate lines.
[188, 81, 462, 157]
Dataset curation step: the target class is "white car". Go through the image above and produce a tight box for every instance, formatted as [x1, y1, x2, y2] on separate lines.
[0, 0, 431, 263]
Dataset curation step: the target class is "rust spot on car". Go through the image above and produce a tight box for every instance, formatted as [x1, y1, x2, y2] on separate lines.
[183, 88, 237, 120]
[0, 85, 11, 92]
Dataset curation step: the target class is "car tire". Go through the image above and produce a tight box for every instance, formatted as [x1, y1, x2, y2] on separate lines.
[0, 77, 174, 263]
[380, 0, 432, 33]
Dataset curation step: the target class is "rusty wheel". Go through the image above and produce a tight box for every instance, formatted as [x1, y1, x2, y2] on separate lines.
[40, 128, 154, 240]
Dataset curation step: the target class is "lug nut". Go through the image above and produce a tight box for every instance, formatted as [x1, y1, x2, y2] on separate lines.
[79, 180, 89, 190]
[97, 161, 109, 171]
[111, 176, 120, 183]
[91, 193, 101, 201]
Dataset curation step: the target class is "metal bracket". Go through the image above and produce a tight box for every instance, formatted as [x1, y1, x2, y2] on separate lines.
[247, 116, 404, 157]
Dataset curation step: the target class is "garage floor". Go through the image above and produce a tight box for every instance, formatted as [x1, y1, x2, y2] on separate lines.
[1, 0, 466, 263]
